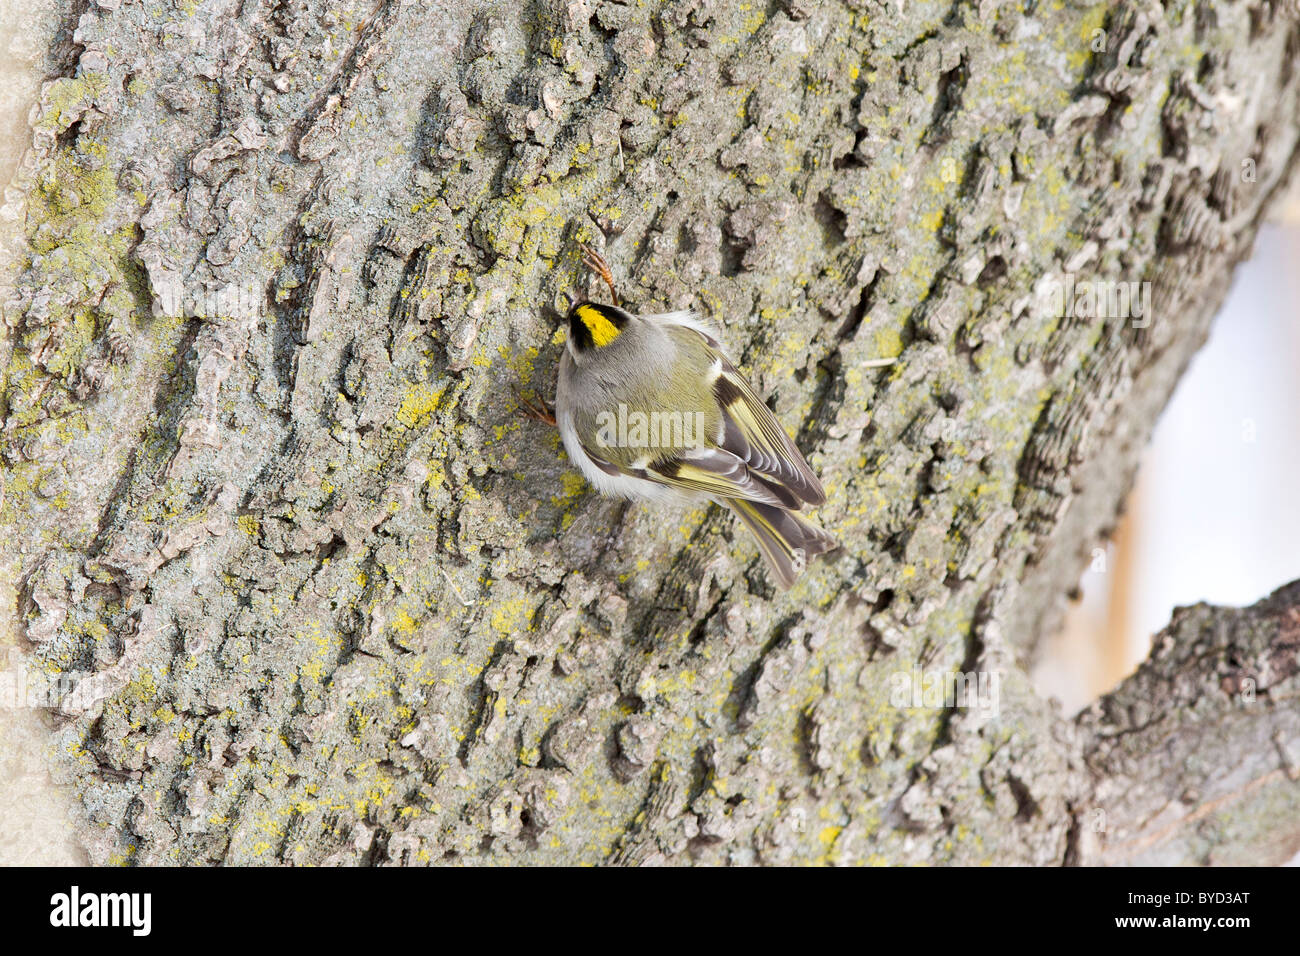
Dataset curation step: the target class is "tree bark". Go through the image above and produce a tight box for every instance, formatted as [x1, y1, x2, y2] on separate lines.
[2, 0, 1299, 865]
[1074, 581, 1300, 867]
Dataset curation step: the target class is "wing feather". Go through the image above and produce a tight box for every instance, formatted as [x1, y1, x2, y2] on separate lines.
[647, 448, 799, 507]
[710, 363, 825, 506]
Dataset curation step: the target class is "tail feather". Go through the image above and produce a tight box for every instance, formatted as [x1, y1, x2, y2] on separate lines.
[725, 498, 838, 589]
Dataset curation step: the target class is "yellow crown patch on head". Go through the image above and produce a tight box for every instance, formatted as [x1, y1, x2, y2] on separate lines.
[576, 304, 622, 347]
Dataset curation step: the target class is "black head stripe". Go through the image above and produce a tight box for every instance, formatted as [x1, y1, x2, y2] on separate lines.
[567, 302, 629, 352]
[568, 304, 595, 351]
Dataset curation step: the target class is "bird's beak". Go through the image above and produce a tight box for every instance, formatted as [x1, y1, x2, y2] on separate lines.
[560, 289, 585, 316]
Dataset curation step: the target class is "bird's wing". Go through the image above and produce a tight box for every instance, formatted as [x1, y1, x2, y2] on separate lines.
[705, 357, 826, 507]
[655, 315, 825, 507]
[645, 446, 800, 507]
[579, 440, 796, 508]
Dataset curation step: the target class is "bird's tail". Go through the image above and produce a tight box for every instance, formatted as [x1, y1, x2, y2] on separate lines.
[725, 498, 838, 590]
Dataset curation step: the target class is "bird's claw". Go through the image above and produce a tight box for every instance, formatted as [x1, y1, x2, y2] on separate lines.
[514, 386, 556, 426]
[578, 243, 619, 306]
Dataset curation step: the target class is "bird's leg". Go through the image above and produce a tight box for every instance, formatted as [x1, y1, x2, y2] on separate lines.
[579, 243, 619, 306]
[513, 386, 556, 427]
[517, 244, 615, 428]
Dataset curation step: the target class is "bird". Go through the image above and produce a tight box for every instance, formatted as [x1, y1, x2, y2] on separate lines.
[533, 244, 837, 589]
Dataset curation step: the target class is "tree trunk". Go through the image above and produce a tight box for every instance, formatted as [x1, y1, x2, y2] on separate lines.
[3, 0, 1299, 865]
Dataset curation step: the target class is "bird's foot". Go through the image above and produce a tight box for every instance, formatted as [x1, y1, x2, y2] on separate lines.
[514, 387, 556, 426]
[579, 243, 619, 306]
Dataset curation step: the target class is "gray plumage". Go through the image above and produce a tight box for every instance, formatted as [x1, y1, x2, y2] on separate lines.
[555, 301, 836, 589]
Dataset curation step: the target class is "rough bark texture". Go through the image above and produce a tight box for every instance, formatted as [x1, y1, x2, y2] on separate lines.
[1075, 580, 1300, 866]
[2, 0, 1299, 865]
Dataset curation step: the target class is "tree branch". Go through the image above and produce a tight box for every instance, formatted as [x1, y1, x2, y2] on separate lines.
[1072, 581, 1300, 866]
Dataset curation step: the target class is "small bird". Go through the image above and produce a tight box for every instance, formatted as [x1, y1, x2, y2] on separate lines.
[543, 245, 837, 589]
